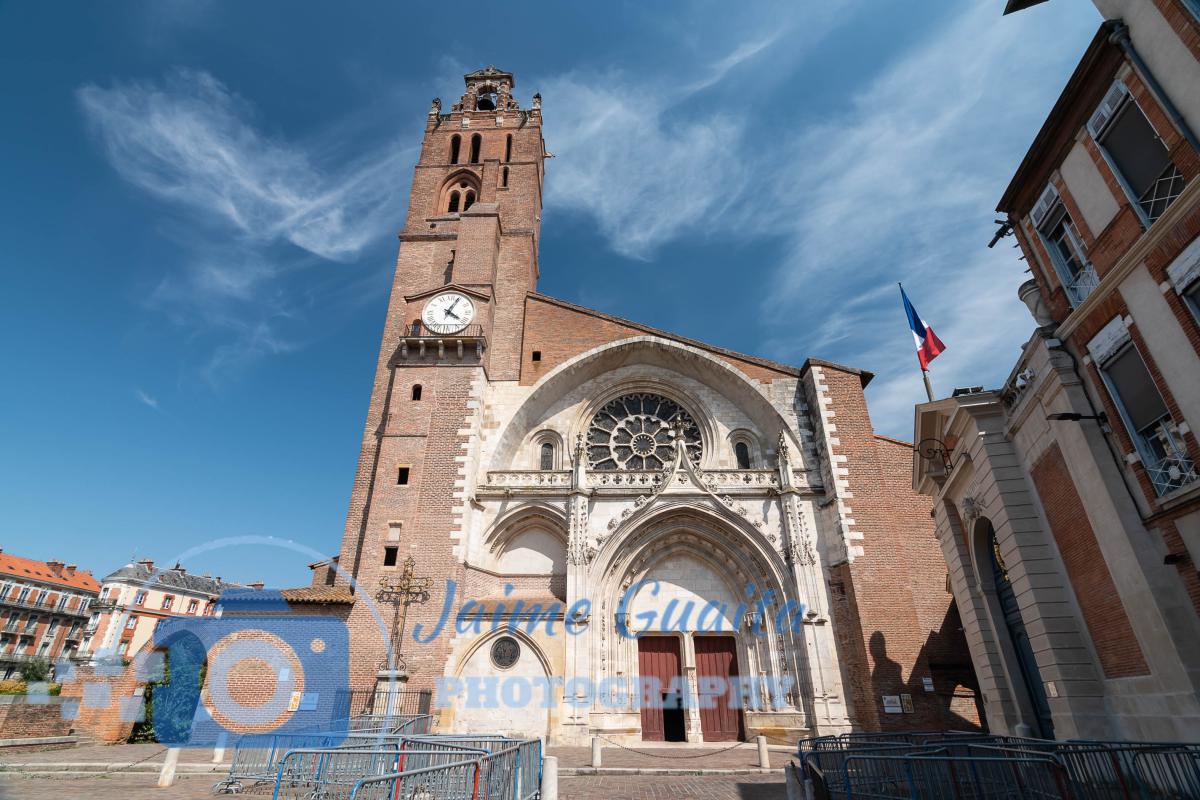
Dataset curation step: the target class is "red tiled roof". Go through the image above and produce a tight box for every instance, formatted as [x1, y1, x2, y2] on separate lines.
[0, 552, 100, 593]
[279, 586, 355, 604]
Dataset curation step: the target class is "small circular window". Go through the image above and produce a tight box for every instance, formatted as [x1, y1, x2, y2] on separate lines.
[490, 636, 520, 669]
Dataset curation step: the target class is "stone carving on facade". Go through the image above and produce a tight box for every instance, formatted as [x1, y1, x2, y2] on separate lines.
[429, 97, 441, 116]
[960, 495, 982, 524]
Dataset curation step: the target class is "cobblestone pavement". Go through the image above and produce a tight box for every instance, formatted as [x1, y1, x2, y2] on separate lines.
[0, 773, 789, 799]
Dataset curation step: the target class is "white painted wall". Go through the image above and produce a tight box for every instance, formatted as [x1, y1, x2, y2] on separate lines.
[1060, 141, 1120, 237]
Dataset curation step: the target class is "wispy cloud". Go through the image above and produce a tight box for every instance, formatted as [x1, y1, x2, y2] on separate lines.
[754, 2, 1098, 435]
[135, 388, 161, 411]
[539, 5, 849, 261]
[543, 2, 1096, 435]
[77, 69, 410, 381]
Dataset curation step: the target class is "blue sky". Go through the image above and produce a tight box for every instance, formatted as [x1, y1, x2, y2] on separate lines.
[0, 1, 1100, 588]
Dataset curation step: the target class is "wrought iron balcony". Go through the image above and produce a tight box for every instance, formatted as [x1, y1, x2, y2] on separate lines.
[1064, 263, 1100, 307]
[0, 595, 92, 617]
[1140, 163, 1185, 225]
[1146, 453, 1199, 497]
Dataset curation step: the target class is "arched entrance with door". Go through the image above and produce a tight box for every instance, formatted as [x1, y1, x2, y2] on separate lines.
[973, 517, 1054, 738]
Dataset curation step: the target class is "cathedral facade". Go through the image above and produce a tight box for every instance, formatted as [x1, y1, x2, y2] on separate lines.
[321, 67, 979, 745]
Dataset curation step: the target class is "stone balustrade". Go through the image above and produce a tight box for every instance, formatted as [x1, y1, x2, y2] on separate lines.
[483, 470, 571, 489]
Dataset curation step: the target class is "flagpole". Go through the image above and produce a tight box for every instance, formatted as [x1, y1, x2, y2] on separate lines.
[900, 282, 937, 403]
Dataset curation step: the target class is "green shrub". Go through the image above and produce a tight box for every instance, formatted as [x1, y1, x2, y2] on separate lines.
[17, 657, 52, 683]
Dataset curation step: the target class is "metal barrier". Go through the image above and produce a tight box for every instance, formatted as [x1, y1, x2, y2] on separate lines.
[349, 757, 484, 800]
[798, 733, 1200, 800]
[835, 753, 1070, 799]
[214, 732, 347, 793]
[971, 742, 1200, 800]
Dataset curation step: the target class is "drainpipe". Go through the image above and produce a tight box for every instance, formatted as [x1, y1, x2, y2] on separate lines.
[1107, 19, 1200, 155]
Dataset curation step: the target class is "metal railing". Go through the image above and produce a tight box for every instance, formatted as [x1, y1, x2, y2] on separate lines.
[798, 732, 1200, 800]
[404, 322, 485, 339]
[337, 688, 433, 719]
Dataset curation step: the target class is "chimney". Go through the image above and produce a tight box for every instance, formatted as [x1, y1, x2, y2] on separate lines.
[64, 565, 76, 575]
[138, 558, 155, 570]
[46, 560, 64, 575]
[247, 581, 265, 590]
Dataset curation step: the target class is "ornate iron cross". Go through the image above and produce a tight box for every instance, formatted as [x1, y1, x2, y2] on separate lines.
[376, 555, 431, 672]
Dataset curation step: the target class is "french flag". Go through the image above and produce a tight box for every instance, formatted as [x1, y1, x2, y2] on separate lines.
[901, 285, 946, 370]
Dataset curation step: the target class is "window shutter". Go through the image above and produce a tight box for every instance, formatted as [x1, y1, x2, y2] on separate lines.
[1030, 183, 1059, 228]
[1088, 81, 1128, 139]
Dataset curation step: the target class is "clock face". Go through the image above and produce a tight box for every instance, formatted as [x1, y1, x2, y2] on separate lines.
[421, 292, 474, 334]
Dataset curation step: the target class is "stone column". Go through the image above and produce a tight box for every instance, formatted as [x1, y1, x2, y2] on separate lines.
[562, 435, 593, 743]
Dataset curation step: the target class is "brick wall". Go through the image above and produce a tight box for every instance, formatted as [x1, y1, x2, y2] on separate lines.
[1030, 443, 1150, 678]
[0, 696, 73, 741]
[817, 365, 981, 732]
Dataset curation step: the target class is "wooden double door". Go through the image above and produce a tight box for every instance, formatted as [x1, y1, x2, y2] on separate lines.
[637, 635, 744, 742]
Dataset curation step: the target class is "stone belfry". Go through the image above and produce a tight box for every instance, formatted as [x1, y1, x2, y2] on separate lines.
[336, 67, 546, 690]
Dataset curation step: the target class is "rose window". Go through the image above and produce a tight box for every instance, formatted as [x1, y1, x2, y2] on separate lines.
[586, 393, 702, 470]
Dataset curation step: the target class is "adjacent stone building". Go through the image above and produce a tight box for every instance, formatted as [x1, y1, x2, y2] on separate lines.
[83, 560, 236, 661]
[315, 67, 979, 744]
[915, 0, 1200, 742]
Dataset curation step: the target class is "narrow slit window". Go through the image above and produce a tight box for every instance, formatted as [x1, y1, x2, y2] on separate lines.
[469, 134, 482, 164]
[449, 135, 461, 165]
[383, 546, 399, 567]
[540, 442, 555, 471]
[735, 441, 752, 469]
[501, 166, 509, 188]
[448, 191, 460, 213]
[505, 134, 513, 162]
[463, 190, 476, 211]
[411, 384, 423, 401]
[397, 466, 411, 485]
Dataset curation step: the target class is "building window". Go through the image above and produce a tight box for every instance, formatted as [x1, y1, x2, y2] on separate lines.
[463, 190, 476, 211]
[469, 134, 482, 164]
[1099, 341, 1197, 495]
[125, 616, 137, 630]
[46, 619, 58, 635]
[187, 599, 199, 614]
[35, 591, 48, 606]
[134, 590, 147, 606]
[117, 640, 130, 656]
[15, 588, 28, 603]
[161, 595, 174, 611]
[540, 442, 555, 471]
[448, 191, 461, 213]
[505, 134, 513, 162]
[501, 166, 509, 188]
[449, 135, 461, 164]
[383, 546, 399, 567]
[79, 598, 89, 614]
[0, 583, 9, 600]
[531, 350, 541, 362]
[1088, 82, 1185, 226]
[1182, 278, 1200, 324]
[1031, 184, 1099, 307]
[412, 384, 423, 401]
[735, 441, 752, 469]
[587, 393, 702, 470]
[397, 466, 411, 485]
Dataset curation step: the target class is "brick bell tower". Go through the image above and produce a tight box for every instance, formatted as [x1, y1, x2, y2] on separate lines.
[336, 67, 546, 691]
